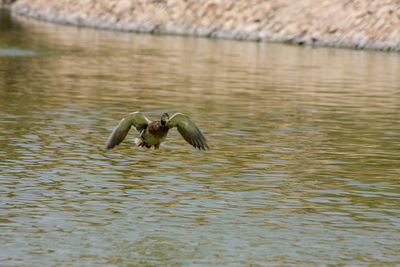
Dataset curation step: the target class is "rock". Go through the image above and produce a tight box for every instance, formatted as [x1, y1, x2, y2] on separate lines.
[9, 0, 400, 51]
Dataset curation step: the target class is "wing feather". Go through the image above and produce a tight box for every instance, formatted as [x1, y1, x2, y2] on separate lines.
[105, 112, 150, 150]
[167, 113, 209, 150]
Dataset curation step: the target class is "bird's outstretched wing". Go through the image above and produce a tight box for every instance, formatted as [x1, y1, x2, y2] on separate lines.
[166, 113, 209, 150]
[105, 112, 150, 150]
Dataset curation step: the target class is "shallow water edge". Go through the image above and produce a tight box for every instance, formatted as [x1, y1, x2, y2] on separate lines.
[8, 0, 400, 52]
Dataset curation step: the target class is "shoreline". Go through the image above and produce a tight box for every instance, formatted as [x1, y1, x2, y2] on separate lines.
[8, 0, 400, 52]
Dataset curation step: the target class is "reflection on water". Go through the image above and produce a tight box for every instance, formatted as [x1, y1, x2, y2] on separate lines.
[0, 47, 37, 56]
[1, 11, 400, 265]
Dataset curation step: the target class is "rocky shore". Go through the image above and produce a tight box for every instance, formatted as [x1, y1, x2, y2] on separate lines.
[8, 0, 400, 51]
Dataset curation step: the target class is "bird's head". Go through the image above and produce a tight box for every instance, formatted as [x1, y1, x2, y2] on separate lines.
[161, 113, 169, 125]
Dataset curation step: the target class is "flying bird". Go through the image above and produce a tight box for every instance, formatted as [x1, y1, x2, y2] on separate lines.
[105, 112, 209, 150]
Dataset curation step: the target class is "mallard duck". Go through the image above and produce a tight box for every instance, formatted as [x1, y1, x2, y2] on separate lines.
[105, 112, 209, 150]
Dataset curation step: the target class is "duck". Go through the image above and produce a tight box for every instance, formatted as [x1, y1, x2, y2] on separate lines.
[105, 112, 209, 150]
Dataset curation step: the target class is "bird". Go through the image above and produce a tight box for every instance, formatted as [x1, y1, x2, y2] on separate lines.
[105, 112, 209, 150]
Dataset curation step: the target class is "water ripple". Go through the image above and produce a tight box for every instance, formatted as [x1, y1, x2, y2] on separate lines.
[1, 13, 400, 266]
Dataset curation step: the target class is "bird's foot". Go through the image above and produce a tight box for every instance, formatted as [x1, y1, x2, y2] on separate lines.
[136, 139, 146, 147]
[154, 143, 160, 149]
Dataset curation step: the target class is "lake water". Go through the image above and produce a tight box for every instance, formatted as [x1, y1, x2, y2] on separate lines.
[1, 9, 400, 266]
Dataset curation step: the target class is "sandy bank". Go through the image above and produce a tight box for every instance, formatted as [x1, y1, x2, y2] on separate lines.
[9, 0, 400, 51]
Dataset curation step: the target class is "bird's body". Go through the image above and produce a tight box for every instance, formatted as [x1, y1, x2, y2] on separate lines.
[105, 112, 209, 150]
[138, 121, 169, 148]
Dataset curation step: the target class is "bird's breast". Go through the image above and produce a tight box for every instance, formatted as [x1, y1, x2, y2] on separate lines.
[142, 122, 169, 145]
[147, 122, 169, 137]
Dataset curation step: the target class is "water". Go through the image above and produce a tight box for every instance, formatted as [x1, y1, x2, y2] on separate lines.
[1, 10, 400, 265]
